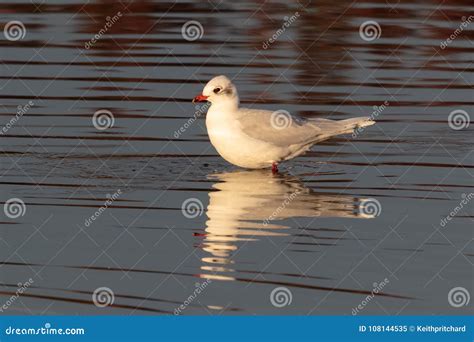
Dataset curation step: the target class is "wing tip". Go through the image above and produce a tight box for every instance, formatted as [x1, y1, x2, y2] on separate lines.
[359, 118, 376, 128]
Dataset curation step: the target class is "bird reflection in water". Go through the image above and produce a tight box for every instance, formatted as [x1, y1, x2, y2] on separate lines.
[198, 170, 374, 281]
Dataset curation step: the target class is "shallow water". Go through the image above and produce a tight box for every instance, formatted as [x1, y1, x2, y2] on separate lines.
[0, 0, 472, 315]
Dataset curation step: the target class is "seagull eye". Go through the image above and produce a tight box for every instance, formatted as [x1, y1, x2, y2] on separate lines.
[213, 87, 222, 94]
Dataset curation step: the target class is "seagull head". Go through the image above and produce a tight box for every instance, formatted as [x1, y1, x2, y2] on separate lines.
[193, 75, 239, 108]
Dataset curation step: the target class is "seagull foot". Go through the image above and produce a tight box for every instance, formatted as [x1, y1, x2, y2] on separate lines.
[271, 163, 279, 174]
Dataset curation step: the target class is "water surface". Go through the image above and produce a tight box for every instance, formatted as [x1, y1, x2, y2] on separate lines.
[0, 0, 472, 315]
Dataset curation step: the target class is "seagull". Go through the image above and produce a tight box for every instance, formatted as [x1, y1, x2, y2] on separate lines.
[193, 75, 375, 173]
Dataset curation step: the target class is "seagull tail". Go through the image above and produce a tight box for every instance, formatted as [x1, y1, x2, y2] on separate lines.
[307, 117, 375, 142]
[338, 117, 375, 134]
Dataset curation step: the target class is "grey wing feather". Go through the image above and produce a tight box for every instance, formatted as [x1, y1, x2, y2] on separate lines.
[236, 108, 374, 147]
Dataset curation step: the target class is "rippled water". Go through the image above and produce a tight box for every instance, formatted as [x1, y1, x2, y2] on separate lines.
[0, 0, 472, 315]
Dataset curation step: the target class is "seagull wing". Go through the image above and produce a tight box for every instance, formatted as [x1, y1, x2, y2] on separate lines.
[235, 108, 374, 147]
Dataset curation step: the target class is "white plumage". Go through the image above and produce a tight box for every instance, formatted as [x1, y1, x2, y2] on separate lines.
[193, 75, 375, 169]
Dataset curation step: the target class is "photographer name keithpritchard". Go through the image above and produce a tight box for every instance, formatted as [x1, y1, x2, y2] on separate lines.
[416, 325, 466, 333]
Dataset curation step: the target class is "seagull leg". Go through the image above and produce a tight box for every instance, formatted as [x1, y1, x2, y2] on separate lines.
[271, 163, 278, 174]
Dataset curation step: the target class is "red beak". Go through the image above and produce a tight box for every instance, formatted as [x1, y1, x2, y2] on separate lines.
[192, 94, 209, 103]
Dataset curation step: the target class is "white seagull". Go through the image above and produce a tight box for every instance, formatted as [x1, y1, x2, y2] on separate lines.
[193, 75, 374, 173]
